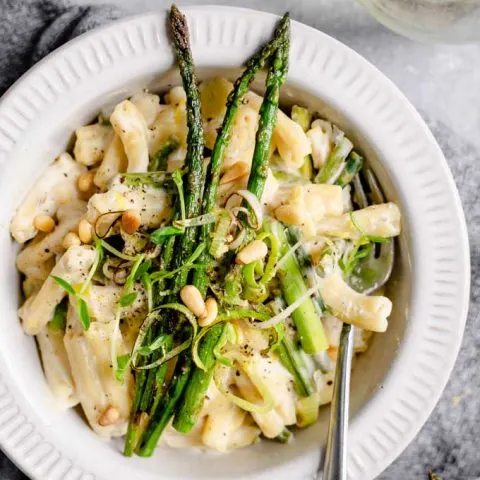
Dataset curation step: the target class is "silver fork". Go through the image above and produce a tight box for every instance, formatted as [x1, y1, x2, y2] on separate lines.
[321, 169, 395, 480]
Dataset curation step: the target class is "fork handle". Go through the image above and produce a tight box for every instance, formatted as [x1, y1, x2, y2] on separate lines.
[322, 323, 354, 480]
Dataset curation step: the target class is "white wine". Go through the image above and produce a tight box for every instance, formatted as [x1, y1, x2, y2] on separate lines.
[356, 0, 480, 43]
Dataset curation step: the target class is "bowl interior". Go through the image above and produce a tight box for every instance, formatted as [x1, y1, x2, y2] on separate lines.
[0, 67, 410, 480]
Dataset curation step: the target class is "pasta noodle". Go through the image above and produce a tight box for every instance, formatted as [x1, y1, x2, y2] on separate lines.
[10, 76, 401, 453]
[10, 153, 86, 243]
[110, 100, 150, 173]
[319, 273, 392, 332]
[74, 124, 113, 166]
[36, 326, 78, 409]
[20, 246, 96, 335]
[94, 135, 128, 190]
[316, 202, 401, 239]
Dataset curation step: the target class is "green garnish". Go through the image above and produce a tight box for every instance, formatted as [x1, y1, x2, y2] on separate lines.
[116, 354, 131, 382]
[50, 240, 103, 331]
[150, 225, 184, 244]
[51, 276, 76, 296]
[77, 298, 91, 330]
[119, 292, 138, 307]
[339, 212, 388, 277]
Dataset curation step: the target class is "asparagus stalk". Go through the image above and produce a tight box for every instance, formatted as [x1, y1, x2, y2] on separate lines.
[291, 105, 313, 180]
[173, 17, 290, 435]
[275, 428, 293, 443]
[291, 105, 311, 132]
[264, 218, 328, 354]
[124, 232, 177, 456]
[138, 354, 192, 456]
[246, 38, 289, 200]
[193, 12, 290, 294]
[172, 322, 224, 432]
[276, 335, 316, 397]
[335, 151, 364, 187]
[125, 5, 205, 455]
[170, 4, 205, 276]
[315, 136, 353, 184]
[272, 297, 316, 397]
[286, 226, 327, 314]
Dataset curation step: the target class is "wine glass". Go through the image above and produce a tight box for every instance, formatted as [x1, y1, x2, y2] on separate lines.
[356, 0, 480, 43]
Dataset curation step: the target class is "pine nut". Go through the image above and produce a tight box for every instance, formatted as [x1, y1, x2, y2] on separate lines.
[235, 240, 268, 265]
[62, 232, 81, 249]
[220, 162, 249, 185]
[77, 171, 94, 192]
[199, 297, 218, 327]
[34, 215, 55, 233]
[98, 405, 119, 426]
[180, 285, 206, 317]
[275, 204, 306, 226]
[78, 218, 93, 244]
[121, 209, 141, 235]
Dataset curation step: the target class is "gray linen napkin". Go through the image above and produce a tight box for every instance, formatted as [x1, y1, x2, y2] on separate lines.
[0, 0, 121, 96]
[0, 1, 121, 479]
[0, 1, 478, 479]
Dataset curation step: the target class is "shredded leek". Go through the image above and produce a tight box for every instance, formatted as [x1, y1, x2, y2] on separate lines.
[242, 260, 263, 289]
[250, 285, 320, 329]
[296, 394, 320, 427]
[150, 243, 205, 282]
[173, 169, 186, 225]
[214, 351, 275, 414]
[142, 273, 153, 312]
[79, 238, 103, 296]
[213, 323, 237, 367]
[111, 253, 144, 375]
[132, 303, 198, 370]
[209, 210, 231, 259]
[101, 239, 138, 261]
[174, 212, 218, 229]
[256, 232, 280, 285]
[191, 319, 228, 371]
[216, 308, 271, 323]
[242, 285, 269, 303]
[224, 267, 244, 304]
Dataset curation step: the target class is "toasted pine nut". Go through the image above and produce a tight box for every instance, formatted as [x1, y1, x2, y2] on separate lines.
[121, 209, 141, 235]
[77, 171, 94, 192]
[78, 218, 93, 244]
[220, 162, 249, 185]
[180, 285, 206, 317]
[34, 215, 55, 233]
[236, 240, 268, 265]
[199, 297, 218, 327]
[62, 232, 81, 249]
[275, 204, 306, 226]
[98, 405, 119, 426]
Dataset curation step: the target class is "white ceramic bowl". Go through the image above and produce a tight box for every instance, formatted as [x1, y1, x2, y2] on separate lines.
[0, 6, 469, 480]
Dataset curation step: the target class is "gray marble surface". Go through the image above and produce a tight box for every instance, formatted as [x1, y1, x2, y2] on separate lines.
[1, 0, 479, 479]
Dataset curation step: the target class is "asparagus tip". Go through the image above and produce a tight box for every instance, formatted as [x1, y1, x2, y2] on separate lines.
[169, 4, 190, 53]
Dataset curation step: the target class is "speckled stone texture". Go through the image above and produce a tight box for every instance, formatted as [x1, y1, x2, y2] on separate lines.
[0, 0, 478, 478]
